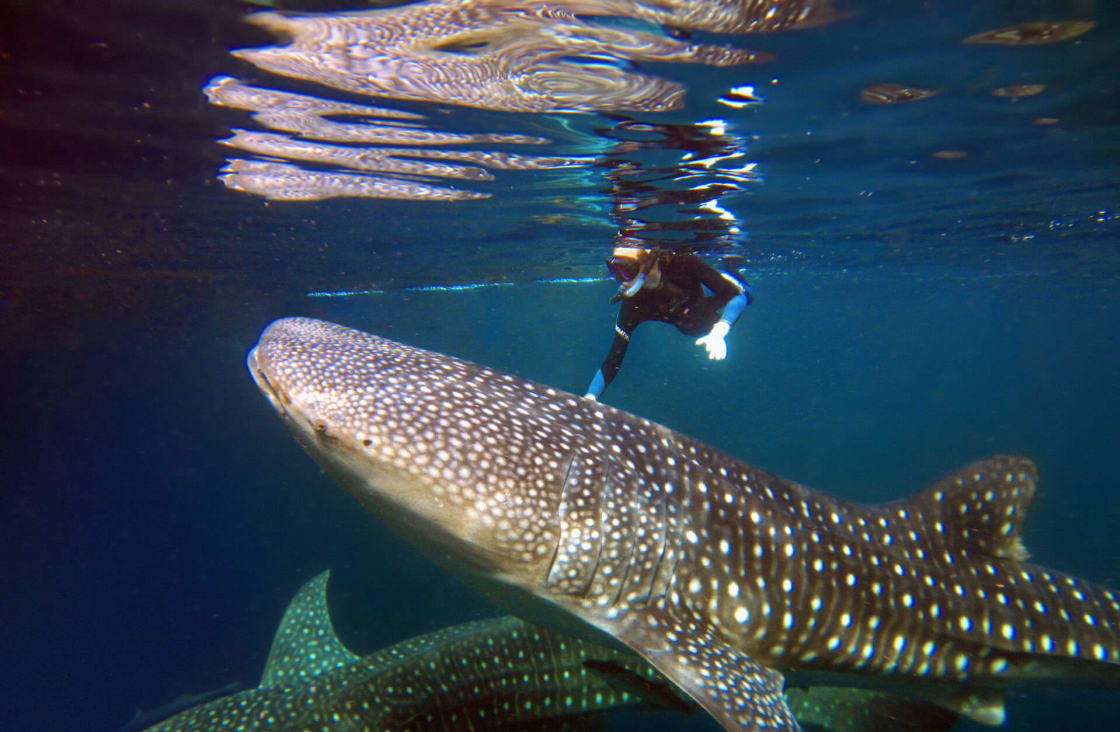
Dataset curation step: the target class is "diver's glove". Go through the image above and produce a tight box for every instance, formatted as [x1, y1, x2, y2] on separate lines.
[696, 320, 731, 360]
[583, 371, 605, 401]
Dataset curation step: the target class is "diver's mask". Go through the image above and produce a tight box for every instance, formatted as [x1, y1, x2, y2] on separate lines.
[607, 247, 660, 303]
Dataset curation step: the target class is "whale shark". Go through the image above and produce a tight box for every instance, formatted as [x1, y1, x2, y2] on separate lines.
[142, 570, 952, 731]
[247, 317, 1120, 731]
[143, 570, 658, 731]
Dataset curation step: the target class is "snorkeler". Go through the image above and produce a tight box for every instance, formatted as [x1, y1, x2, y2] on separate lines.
[583, 245, 750, 400]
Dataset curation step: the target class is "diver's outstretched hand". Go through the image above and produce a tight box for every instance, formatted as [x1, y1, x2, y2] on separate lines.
[696, 321, 731, 360]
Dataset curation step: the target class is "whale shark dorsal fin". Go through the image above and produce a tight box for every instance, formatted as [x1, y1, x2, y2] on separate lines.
[260, 570, 360, 689]
[898, 455, 1037, 562]
[611, 605, 799, 731]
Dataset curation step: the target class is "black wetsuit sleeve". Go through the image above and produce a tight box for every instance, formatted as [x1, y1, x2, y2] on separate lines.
[597, 301, 642, 391]
[685, 254, 744, 304]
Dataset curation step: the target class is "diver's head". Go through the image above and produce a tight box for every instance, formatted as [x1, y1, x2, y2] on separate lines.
[607, 246, 662, 301]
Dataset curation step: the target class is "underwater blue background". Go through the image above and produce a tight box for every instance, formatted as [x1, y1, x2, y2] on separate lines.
[3, 0, 1120, 730]
[7, 275, 1119, 730]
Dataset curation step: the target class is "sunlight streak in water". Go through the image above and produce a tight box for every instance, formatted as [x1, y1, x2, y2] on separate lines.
[306, 275, 611, 297]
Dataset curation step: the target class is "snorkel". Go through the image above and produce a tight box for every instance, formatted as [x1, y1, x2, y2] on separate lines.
[614, 271, 647, 301]
[609, 246, 660, 303]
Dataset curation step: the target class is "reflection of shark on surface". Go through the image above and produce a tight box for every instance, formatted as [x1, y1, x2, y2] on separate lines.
[142, 570, 954, 731]
[247, 317, 1120, 731]
[121, 681, 240, 732]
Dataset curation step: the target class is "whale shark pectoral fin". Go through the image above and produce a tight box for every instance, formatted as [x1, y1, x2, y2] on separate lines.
[260, 570, 360, 689]
[612, 608, 800, 732]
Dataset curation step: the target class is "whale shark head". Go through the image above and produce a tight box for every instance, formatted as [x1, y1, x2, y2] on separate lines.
[247, 316, 585, 584]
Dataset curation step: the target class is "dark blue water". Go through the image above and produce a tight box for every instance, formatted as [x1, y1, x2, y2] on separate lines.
[4, 0, 1119, 730]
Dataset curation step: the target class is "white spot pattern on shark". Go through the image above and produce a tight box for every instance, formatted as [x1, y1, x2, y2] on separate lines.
[248, 317, 1120, 731]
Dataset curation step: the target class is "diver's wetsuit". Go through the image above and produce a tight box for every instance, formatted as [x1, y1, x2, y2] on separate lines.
[587, 253, 750, 397]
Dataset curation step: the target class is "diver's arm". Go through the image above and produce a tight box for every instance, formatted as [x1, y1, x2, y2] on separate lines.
[697, 292, 747, 360]
[687, 254, 745, 303]
[719, 290, 749, 326]
[584, 325, 631, 400]
[584, 308, 638, 400]
[693, 258, 750, 360]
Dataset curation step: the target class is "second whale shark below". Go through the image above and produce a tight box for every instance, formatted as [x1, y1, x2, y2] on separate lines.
[143, 570, 954, 731]
[247, 317, 1120, 731]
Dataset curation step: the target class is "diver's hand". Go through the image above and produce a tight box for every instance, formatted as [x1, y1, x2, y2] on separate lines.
[696, 321, 731, 360]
